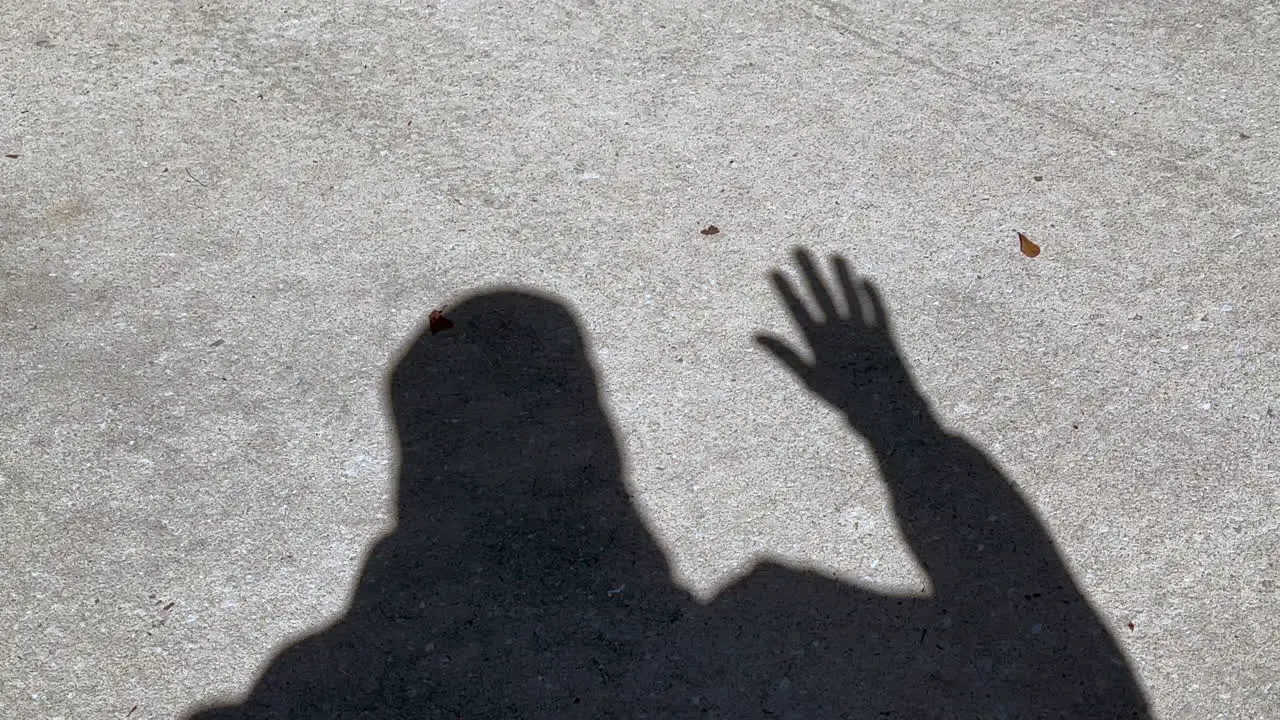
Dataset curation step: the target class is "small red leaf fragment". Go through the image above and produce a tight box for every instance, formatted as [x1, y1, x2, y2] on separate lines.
[428, 306, 454, 335]
[700, 225, 720, 236]
[1127, 622, 1135, 631]
[1017, 231, 1041, 258]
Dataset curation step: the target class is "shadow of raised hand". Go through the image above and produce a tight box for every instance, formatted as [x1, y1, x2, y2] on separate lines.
[755, 248, 929, 445]
[751, 248, 1153, 718]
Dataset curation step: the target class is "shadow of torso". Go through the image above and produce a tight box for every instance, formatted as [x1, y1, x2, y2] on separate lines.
[190, 292, 1149, 720]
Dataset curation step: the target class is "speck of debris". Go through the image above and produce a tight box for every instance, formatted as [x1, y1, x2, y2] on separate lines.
[1033, 175, 1043, 181]
[700, 225, 720, 236]
[163, 602, 175, 611]
[4, 154, 18, 159]
[210, 339, 225, 347]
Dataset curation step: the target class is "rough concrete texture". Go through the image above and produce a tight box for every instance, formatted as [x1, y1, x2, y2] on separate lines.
[2, 0, 1277, 718]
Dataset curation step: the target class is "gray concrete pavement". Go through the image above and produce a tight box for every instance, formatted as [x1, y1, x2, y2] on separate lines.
[2, 1, 1277, 718]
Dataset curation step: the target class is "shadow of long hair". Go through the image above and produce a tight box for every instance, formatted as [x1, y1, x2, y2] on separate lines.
[190, 290, 690, 718]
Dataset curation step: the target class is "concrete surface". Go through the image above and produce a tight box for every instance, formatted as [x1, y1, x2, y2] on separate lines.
[2, 0, 1277, 718]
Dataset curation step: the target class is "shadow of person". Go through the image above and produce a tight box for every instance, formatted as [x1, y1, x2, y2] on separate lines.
[190, 261, 1151, 719]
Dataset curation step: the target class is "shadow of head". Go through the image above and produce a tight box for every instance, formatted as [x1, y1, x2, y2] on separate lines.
[384, 289, 668, 580]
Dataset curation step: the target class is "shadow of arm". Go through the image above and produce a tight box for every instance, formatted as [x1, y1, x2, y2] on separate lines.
[757, 249, 1073, 602]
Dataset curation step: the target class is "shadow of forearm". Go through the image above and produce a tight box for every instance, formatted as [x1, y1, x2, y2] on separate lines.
[843, 388, 1077, 609]
[858, 403, 1150, 717]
